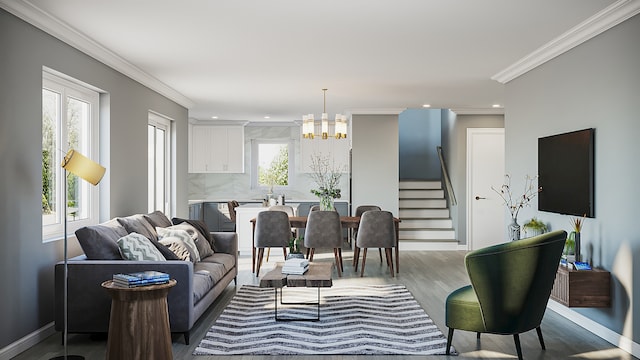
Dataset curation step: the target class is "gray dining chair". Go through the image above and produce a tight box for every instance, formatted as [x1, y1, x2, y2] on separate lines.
[309, 204, 321, 212]
[352, 205, 382, 264]
[304, 210, 344, 277]
[354, 210, 395, 277]
[267, 205, 297, 261]
[254, 210, 292, 277]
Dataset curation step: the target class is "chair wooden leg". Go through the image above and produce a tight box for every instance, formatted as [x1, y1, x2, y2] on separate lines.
[513, 333, 523, 360]
[266, 248, 271, 262]
[309, 248, 315, 262]
[446, 328, 454, 355]
[353, 246, 360, 270]
[338, 248, 344, 272]
[306, 248, 311, 259]
[360, 248, 368, 277]
[282, 247, 288, 260]
[385, 248, 394, 277]
[536, 326, 546, 350]
[333, 248, 342, 277]
[256, 248, 265, 277]
[379, 248, 383, 263]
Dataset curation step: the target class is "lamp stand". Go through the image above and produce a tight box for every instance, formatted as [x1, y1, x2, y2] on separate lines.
[50, 168, 84, 360]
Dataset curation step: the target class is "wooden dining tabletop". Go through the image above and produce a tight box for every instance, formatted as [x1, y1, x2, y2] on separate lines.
[250, 215, 401, 274]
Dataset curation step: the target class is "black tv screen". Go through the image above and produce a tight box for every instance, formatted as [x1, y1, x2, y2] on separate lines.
[538, 128, 595, 218]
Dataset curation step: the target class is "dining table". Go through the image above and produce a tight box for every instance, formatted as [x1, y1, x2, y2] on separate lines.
[250, 215, 401, 274]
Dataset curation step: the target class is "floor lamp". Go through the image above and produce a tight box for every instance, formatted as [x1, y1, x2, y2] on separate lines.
[52, 149, 105, 360]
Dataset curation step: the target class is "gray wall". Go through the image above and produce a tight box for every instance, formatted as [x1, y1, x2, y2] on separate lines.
[505, 14, 639, 343]
[399, 109, 442, 180]
[441, 111, 504, 245]
[351, 114, 399, 216]
[0, 10, 188, 349]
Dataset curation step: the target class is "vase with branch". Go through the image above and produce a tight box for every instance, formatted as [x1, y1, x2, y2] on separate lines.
[309, 154, 343, 211]
[492, 174, 541, 241]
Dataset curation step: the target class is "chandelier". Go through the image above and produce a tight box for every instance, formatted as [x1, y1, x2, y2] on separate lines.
[302, 89, 348, 139]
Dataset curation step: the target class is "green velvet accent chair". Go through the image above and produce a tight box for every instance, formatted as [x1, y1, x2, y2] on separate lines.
[445, 230, 567, 359]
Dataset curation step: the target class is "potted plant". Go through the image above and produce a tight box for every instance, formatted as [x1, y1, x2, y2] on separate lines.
[287, 236, 305, 259]
[569, 215, 585, 262]
[522, 217, 548, 238]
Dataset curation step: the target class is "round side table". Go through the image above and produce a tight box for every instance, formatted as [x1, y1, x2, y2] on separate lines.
[101, 279, 176, 360]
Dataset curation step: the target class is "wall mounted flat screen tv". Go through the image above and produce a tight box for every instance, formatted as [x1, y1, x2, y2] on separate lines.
[538, 128, 595, 218]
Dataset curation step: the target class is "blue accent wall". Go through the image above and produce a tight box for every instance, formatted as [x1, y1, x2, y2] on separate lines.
[399, 109, 442, 180]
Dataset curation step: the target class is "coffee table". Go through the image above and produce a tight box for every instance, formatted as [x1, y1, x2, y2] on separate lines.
[259, 262, 333, 321]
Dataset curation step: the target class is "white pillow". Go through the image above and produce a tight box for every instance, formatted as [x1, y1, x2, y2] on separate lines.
[156, 228, 201, 262]
[117, 232, 166, 261]
[159, 236, 196, 263]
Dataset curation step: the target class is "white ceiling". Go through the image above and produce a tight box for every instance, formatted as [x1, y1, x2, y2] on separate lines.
[2, 0, 626, 122]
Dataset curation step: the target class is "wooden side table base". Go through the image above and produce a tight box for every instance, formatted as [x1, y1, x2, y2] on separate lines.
[102, 280, 176, 360]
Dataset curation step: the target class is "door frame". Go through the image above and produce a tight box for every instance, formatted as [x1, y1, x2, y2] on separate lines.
[466, 127, 505, 250]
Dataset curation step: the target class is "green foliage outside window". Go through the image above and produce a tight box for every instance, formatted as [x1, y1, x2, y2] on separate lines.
[258, 145, 288, 187]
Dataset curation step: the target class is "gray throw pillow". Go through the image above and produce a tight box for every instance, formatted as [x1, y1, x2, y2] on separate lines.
[117, 214, 158, 241]
[117, 233, 167, 261]
[158, 223, 214, 259]
[75, 219, 127, 260]
[144, 210, 173, 228]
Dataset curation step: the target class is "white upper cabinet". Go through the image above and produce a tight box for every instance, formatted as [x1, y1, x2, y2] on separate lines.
[189, 124, 244, 173]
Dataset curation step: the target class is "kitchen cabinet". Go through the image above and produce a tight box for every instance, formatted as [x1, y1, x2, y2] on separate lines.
[189, 124, 244, 173]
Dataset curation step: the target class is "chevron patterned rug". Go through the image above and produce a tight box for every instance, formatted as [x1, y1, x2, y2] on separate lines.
[193, 284, 456, 355]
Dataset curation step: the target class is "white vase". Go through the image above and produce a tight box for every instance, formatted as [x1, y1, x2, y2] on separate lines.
[508, 217, 521, 241]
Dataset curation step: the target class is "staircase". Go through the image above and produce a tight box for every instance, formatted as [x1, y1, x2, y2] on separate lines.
[398, 180, 458, 250]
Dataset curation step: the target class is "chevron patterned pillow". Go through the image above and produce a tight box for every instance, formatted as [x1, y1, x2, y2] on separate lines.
[156, 228, 201, 262]
[117, 232, 167, 261]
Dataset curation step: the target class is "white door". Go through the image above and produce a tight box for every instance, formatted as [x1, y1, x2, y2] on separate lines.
[467, 128, 505, 250]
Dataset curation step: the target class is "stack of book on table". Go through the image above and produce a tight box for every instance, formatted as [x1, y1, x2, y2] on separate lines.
[112, 271, 170, 288]
[281, 258, 309, 275]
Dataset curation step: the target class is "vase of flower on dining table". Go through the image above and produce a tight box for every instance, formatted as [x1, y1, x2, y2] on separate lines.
[309, 154, 343, 211]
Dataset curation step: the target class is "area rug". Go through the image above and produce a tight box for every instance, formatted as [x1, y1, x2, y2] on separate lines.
[193, 284, 456, 355]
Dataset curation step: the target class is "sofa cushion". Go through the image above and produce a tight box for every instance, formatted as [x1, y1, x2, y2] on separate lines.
[199, 253, 236, 274]
[159, 223, 214, 259]
[117, 232, 167, 261]
[143, 210, 173, 228]
[159, 236, 196, 263]
[193, 262, 227, 304]
[156, 228, 200, 262]
[172, 217, 214, 248]
[75, 219, 127, 260]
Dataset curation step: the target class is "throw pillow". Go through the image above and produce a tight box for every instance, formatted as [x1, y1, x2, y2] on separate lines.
[156, 228, 201, 262]
[159, 236, 196, 263]
[160, 223, 214, 258]
[171, 217, 214, 248]
[75, 219, 128, 260]
[143, 210, 173, 228]
[117, 232, 167, 261]
[117, 214, 158, 241]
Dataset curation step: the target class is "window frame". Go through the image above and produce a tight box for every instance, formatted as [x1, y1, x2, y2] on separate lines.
[42, 70, 101, 242]
[148, 112, 173, 217]
[250, 139, 295, 190]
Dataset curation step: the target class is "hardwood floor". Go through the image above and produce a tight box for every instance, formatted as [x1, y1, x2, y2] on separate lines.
[13, 250, 637, 360]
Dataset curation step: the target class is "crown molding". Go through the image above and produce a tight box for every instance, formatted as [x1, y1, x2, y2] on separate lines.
[0, 0, 195, 109]
[348, 108, 405, 115]
[492, 0, 640, 84]
[451, 108, 504, 115]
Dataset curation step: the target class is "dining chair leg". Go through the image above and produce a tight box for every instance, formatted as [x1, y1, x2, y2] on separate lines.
[266, 248, 271, 262]
[536, 326, 546, 350]
[353, 246, 360, 270]
[306, 248, 311, 259]
[360, 248, 368, 277]
[309, 248, 315, 262]
[378, 248, 383, 263]
[282, 247, 287, 260]
[446, 328, 454, 355]
[256, 248, 265, 277]
[385, 248, 394, 277]
[333, 248, 342, 277]
[338, 248, 344, 272]
[513, 333, 523, 360]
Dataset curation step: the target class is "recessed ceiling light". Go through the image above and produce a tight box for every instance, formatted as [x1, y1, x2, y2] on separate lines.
[422, 104, 431, 108]
[264, 116, 270, 119]
[492, 104, 502, 108]
[211, 116, 218, 119]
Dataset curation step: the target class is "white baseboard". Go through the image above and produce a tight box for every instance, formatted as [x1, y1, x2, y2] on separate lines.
[547, 300, 640, 358]
[0, 322, 55, 360]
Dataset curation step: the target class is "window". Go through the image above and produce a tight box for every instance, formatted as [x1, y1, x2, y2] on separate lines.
[251, 140, 294, 190]
[42, 71, 100, 240]
[148, 112, 172, 215]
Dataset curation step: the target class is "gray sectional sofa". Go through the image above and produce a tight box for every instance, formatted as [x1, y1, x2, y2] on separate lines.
[54, 211, 237, 344]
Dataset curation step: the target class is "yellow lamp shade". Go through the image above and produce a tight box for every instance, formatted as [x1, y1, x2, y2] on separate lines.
[61, 149, 106, 186]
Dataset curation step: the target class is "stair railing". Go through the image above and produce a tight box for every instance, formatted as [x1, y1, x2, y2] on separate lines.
[437, 146, 457, 206]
